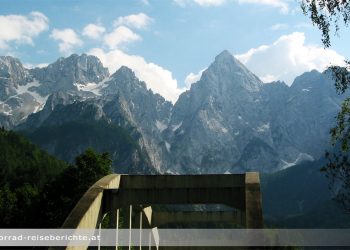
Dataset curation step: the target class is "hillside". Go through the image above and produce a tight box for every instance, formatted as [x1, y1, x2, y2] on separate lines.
[21, 119, 154, 174]
[0, 128, 67, 227]
[261, 159, 350, 228]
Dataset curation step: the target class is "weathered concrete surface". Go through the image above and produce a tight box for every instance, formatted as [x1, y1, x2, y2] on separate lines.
[62, 174, 121, 229]
[151, 211, 243, 227]
[244, 172, 263, 228]
[56, 174, 121, 250]
[104, 173, 262, 228]
[59, 173, 263, 250]
[105, 187, 245, 210]
[119, 174, 246, 189]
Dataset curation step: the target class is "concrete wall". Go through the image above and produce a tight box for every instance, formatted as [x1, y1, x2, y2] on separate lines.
[59, 172, 263, 250]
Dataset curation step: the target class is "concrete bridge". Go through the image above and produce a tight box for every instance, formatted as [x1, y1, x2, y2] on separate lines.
[60, 172, 263, 249]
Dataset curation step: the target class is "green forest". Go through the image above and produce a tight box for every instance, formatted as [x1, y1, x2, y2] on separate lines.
[0, 127, 112, 228]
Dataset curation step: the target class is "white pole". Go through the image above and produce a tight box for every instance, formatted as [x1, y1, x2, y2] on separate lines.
[129, 205, 132, 250]
[149, 231, 151, 250]
[115, 209, 119, 250]
[139, 211, 142, 250]
[98, 213, 106, 250]
[98, 221, 102, 250]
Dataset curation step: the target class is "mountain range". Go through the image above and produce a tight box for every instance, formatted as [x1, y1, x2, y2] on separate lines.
[0, 51, 343, 174]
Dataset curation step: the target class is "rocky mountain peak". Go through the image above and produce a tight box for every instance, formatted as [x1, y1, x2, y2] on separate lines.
[290, 70, 327, 91]
[199, 50, 262, 93]
[0, 56, 31, 86]
[45, 53, 109, 82]
[0, 56, 22, 68]
[28, 54, 109, 96]
[214, 50, 235, 63]
[112, 66, 136, 80]
[108, 66, 147, 91]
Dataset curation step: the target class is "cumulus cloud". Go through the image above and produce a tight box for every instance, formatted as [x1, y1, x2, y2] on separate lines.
[237, 0, 289, 13]
[114, 13, 153, 29]
[236, 32, 345, 84]
[174, 0, 226, 7]
[89, 48, 184, 103]
[83, 24, 106, 39]
[184, 68, 206, 88]
[50, 28, 83, 54]
[104, 26, 141, 49]
[0, 12, 49, 50]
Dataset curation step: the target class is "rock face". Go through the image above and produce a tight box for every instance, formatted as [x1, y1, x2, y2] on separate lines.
[164, 51, 269, 173]
[101, 66, 172, 171]
[0, 54, 109, 129]
[1, 51, 344, 174]
[163, 51, 343, 173]
[0, 56, 36, 127]
[29, 54, 109, 96]
[10, 56, 171, 173]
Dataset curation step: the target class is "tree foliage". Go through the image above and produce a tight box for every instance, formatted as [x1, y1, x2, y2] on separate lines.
[39, 148, 112, 227]
[301, 0, 350, 48]
[0, 128, 67, 227]
[0, 128, 112, 227]
[301, 0, 350, 211]
[323, 94, 350, 212]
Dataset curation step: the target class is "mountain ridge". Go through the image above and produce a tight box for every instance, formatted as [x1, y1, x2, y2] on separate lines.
[0, 51, 344, 174]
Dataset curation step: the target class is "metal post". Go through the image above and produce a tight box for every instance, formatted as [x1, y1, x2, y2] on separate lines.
[139, 211, 142, 250]
[98, 221, 101, 250]
[98, 213, 107, 250]
[116, 209, 119, 250]
[129, 205, 132, 250]
[149, 231, 151, 250]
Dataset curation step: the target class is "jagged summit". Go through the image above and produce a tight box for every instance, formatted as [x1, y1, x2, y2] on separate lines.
[214, 50, 233, 61]
[102, 65, 148, 97]
[0, 55, 29, 82]
[111, 66, 136, 79]
[291, 70, 321, 89]
[198, 50, 262, 92]
[212, 50, 252, 72]
[27, 53, 109, 96]
[0, 55, 22, 64]
[45, 53, 109, 76]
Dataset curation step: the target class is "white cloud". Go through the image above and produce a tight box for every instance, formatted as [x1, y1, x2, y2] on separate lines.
[0, 12, 49, 50]
[194, 0, 226, 6]
[184, 68, 206, 88]
[174, 0, 288, 9]
[114, 13, 153, 29]
[89, 48, 184, 103]
[260, 74, 277, 83]
[236, 32, 345, 84]
[83, 24, 106, 39]
[270, 23, 288, 30]
[104, 26, 141, 49]
[237, 0, 289, 13]
[50, 28, 83, 54]
[174, 0, 226, 7]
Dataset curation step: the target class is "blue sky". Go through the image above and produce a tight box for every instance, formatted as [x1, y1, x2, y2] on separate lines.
[1, 0, 349, 102]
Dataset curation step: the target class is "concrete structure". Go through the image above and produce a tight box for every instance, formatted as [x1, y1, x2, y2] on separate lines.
[150, 210, 243, 227]
[60, 172, 263, 249]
